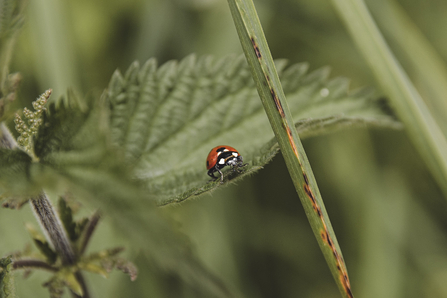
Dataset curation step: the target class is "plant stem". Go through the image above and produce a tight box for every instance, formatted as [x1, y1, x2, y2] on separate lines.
[12, 259, 58, 272]
[79, 211, 100, 255]
[30, 192, 76, 265]
[1, 122, 92, 297]
[71, 272, 90, 298]
[227, 0, 354, 296]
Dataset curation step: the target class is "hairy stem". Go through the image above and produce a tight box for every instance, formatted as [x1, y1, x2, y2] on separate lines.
[30, 192, 76, 265]
[13, 259, 58, 272]
[71, 272, 90, 298]
[79, 211, 100, 255]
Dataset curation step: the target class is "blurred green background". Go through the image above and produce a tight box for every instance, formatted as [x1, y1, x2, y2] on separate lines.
[1, 0, 447, 297]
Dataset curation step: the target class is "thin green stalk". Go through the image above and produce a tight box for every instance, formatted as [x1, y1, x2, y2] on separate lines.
[331, 0, 447, 197]
[367, 0, 447, 135]
[227, 0, 354, 297]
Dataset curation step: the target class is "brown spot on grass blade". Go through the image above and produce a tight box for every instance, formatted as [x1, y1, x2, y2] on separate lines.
[314, 204, 352, 298]
[304, 183, 322, 217]
[303, 172, 310, 185]
[270, 90, 286, 118]
[250, 37, 262, 58]
[242, 11, 353, 298]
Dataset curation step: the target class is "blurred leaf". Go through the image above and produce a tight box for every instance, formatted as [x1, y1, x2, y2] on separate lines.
[79, 247, 138, 281]
[26, 223, 58, 264]
[0, 147, 37, 196]
[0, 0, 24, 37]
[0, 0, 25, 120]
[32, 91, 140, 202]
[80, 262, 109, 278]
[32, 239, 57, 265]
[0, 73, 20, 122]
[107, 55, 399, 205]
[58, 197, 77, 242]
[63, 272, 83, 297]
[0, 256, 15, 298]
[0, 194, 28, 209]
[114, 258, 138, 281]
[43, 276, 64, 298]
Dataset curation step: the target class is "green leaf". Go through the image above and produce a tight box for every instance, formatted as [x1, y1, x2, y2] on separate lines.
[79, 247, 137, 280]
[43, 276, 64, 298]
[33, 239, 58, 265]
[0, 256, 15, 298]
[58, 197, 77, 242]
[29, 91, 238, 297]
[79, 262, 109, 278]
[33, 91, 137, 198]
[62, 272, 83, 297]
[0, 194, 28, 209]
[0, 0, 24, 37]
[0, 73, 20, 122]
[26, 223, 58, 264]
[0, 147, 37, 196]
[107, 55, 399, 205]
[114, 258, 138, 281]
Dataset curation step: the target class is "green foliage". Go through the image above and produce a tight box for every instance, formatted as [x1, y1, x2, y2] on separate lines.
[0, 0, 444, 297]
[26, 223, 58, 264]
[0, 73, 20, 122]
[331, 0, 447, 199]
[79, 247, 137, 281]
[57, 197, 78, 242]
[0, 0, 24, 121]
[107, 55, 399, 205]
[0, 256, 15, 298]
[0, 51, 398, 297]
[13, 199, 138, 298]
[0, 147, 35, 196]
[0, 0, 24, 37]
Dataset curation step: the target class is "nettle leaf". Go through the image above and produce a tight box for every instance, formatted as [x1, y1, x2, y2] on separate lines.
[26, 92, 238, 297]
[107, 55, 400, 205]
[32, 91, 137, 198]
[58, 197, 77, 242]
[0, 147, 38, 196]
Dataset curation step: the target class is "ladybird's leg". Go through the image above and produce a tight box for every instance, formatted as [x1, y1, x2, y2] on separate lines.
[208, 169, 218, 180]
[216, 167, 224, 183]
[236, 156, 247, 172]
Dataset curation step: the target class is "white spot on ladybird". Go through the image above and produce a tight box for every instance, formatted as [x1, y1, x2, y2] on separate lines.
[218, 159, 225, 165]
[232, 152, 238, 157]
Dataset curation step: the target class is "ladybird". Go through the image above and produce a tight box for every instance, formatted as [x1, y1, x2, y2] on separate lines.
[206, 145, 247, 183]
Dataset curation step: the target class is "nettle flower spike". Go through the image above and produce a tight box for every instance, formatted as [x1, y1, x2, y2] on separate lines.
[14, 89, 51, 160]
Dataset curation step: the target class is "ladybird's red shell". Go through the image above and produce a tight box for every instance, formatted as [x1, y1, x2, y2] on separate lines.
[206, 145, 238, 170]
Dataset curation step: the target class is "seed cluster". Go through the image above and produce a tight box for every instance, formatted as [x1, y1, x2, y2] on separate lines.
[14, 89, 52, 158]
